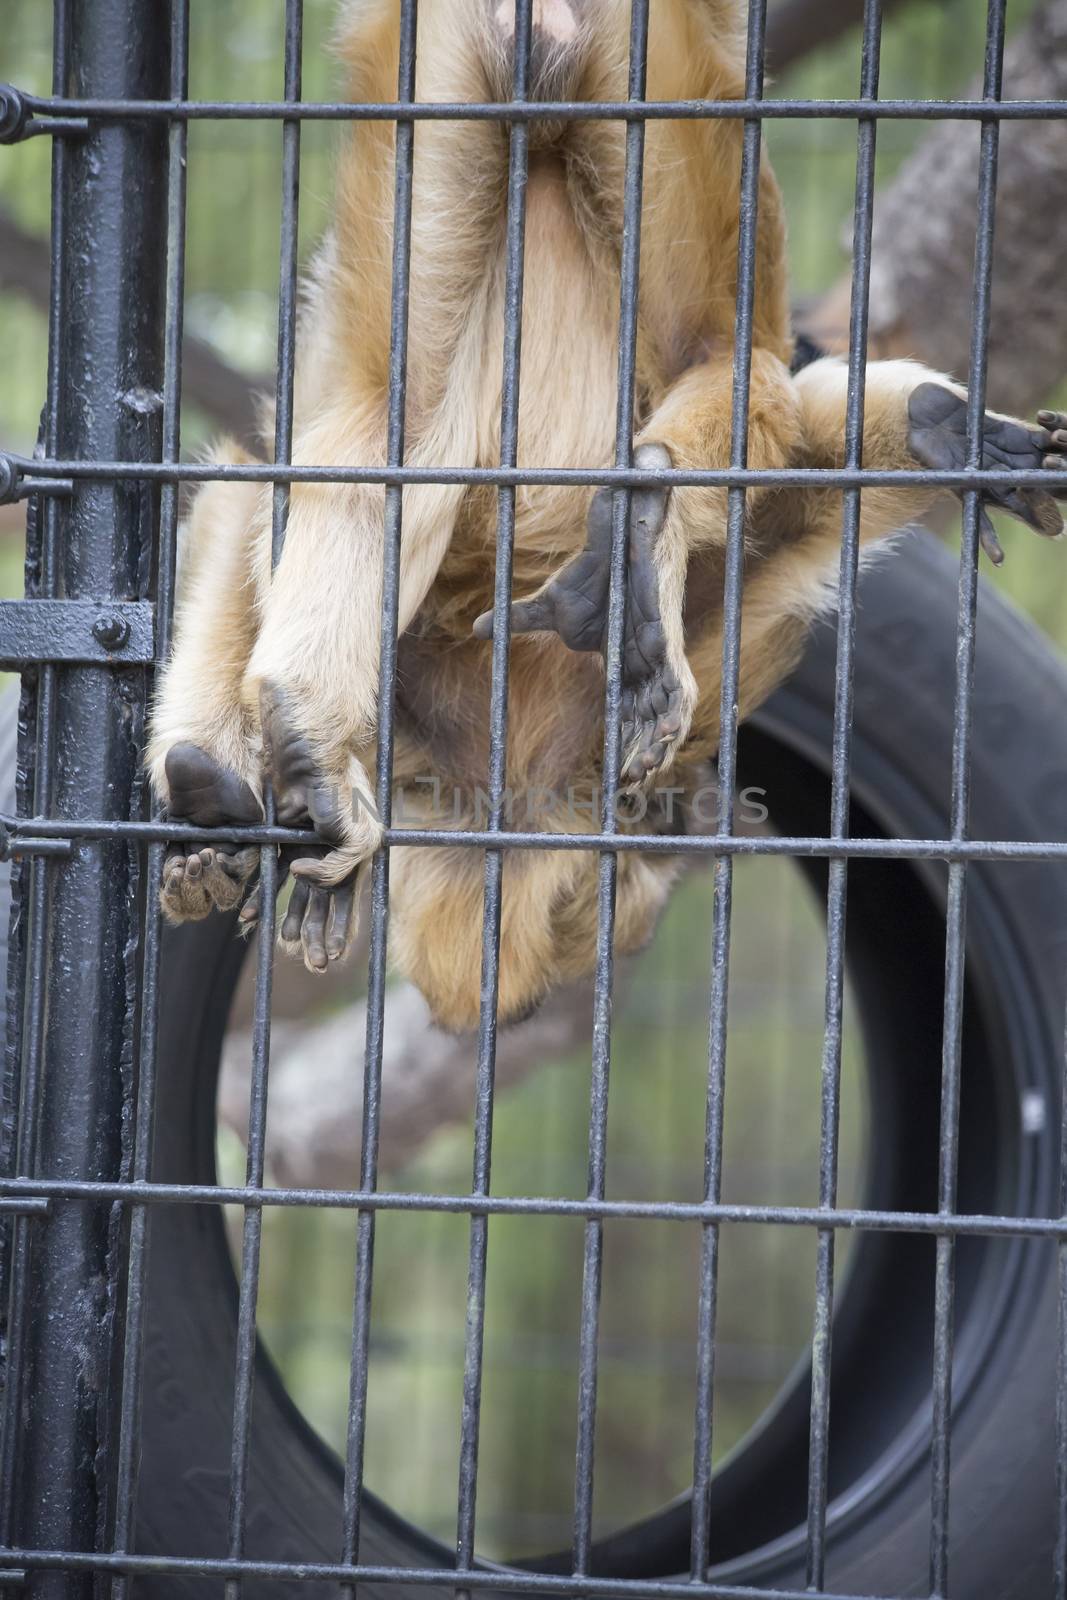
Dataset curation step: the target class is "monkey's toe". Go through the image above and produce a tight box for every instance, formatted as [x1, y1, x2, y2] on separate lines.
[908, 384, 1066, 563]
[160, 848, 214, 922]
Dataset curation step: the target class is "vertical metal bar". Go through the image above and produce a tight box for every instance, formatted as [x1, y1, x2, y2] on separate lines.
[109, 3, 191, 1594]
[224, 5, 302, 1596]
[572, 1, 650, 1576]
[0, 0, 71, 1569]
[688, 0, 768, 1579]
[804, 2, 881, 1588]
[4, 0, 170, 1592]
[455, 0, 533, 1581]
[340, 0, 418, 1584]
[929, 4, 1005, 1594]
[1057, 991, 1067, 1600]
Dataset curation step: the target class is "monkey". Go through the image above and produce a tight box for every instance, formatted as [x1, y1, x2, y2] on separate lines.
[146, 0, 1067, 1033]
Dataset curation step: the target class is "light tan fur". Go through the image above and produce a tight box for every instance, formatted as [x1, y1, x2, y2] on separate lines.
[148, 0, 1061, 1030]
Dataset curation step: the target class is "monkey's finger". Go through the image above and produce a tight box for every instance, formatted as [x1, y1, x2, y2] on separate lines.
[1043, 450, 1067, 500]
[289, 848, 361, 888]
[238, 848, 292, 930]
[301, 886, 331, 973]
[239, 883, 262, 930]
[994, 486, 1064, 540]
[281, 877, 311, 945]
[326, 880, 358, 961]
[1037, 411, 1067, 433]
[473, 592, 557, 640]
[978, 505, 1005, 567]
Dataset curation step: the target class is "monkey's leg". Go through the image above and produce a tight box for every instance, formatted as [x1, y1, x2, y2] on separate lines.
[477, 349, 801, 787]
[147, 452, 269, 924]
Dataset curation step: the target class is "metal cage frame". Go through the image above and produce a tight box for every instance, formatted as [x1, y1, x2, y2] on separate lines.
[0, 0, 1066, 1596]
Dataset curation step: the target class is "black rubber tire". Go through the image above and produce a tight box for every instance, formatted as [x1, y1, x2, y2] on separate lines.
[119, 530, 1067, 1598]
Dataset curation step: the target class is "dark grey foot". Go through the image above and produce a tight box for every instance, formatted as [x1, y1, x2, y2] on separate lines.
[236, 686, 361, 971]
[473, 442, 688, 784]
[161, 743, 262, 922]
[907, 383, 1067, 565]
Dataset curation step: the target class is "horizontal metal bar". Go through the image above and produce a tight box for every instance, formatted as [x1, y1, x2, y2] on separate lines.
[0, 600, 155, 666]
[3, 813, 1067, 863]
[17, 92, 1067, 124]
[0, 1199, 50, 1218]
[0, 1177, 1064, 1240]
[6, 452, 1066, 492]
[0, 1550, 886, 1600]
[0, 834, 72, 861]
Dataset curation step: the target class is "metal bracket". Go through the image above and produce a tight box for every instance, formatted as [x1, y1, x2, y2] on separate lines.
[0, 454, 74, 507]
[0, 84, 88, 144]
[0, 600, 156, 667]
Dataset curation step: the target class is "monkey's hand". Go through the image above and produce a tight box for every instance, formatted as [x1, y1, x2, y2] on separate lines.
[907, 385, 1067, 565]
[473, 443, 696, 789]
[234, 684, 377, 973]
[159, 743, 263, 923]
[238, 841, 361, 974]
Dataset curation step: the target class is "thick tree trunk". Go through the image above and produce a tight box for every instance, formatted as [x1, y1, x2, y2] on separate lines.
[804, 0, 1067, 414]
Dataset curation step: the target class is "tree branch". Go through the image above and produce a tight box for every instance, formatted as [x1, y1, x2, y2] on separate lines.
[218, 976, 606, 1187]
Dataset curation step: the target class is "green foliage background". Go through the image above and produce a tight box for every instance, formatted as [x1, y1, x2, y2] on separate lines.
[1, 0, 1064, 1562]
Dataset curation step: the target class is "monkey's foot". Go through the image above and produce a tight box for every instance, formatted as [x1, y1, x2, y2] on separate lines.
[160, 742, 262, 923]
[236, 685, 380, 972]
[473, 441, 694, 788]
[908, 384, 1067, 565]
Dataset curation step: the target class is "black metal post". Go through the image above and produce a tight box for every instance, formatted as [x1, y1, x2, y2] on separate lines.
[6, 1, 169, 1593]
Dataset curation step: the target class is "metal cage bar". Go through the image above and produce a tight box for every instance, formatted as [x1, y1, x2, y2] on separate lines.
[108, 4, 191, 1596]
[223, 7, 304, 1598]
[571, 0, 653, 1575]
[456, 0, 534, 1583]
[928, 6, 1006, 1596]
[688, 0, 768, 1581]
[803, 0, 882, 1586]
[0, 2, 1066, 1599]
[340, 2, 419, 1587]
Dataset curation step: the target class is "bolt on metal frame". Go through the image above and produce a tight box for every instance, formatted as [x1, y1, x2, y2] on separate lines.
[0, 1, 1066, 1599]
